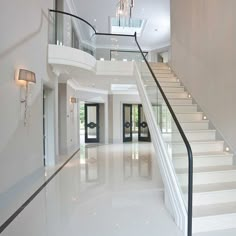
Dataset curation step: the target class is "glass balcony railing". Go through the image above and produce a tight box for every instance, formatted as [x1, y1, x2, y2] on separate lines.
[49, 10, 96, 56]
[48, 10, 145, 61]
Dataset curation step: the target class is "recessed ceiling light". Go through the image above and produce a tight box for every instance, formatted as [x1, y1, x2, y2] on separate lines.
[94, 19, 97, 22]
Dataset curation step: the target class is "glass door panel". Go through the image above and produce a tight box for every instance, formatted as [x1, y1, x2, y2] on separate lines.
[123, 104, 132, 142]
[85, 104, 99, 143]
[138, 104, 151, 142]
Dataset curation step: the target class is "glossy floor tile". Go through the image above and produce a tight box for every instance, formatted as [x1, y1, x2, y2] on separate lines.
[1, 143, 184, 236]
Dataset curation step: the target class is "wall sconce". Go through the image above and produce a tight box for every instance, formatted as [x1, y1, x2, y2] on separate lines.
[18, 69, 36, 126]
[70, 97, 77, 104]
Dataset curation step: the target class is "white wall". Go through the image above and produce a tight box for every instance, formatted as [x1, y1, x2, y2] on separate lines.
[58, 82, 80, 154]
[0, 0, 57, 222]
[67, 82, 80, 151]
[148, 46, 170, 62]
[58, 83, 67, 153]
[160, 51, 169, 63]
[170, 0, 236, 154]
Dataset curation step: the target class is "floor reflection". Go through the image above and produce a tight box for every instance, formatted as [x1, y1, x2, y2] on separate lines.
[1, 143, 184, 236]
[123, 145, 152, 180]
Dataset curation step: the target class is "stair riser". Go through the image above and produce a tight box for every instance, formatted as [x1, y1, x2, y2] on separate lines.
[169, 141, 224, 154]
[163, 131, 216, 142]
[150, 99, 193, 106]
[173, 122, 209, 130]
[166, 93, 188, 99]
[172, 105, 198, 113]
[163, 87, 185, 93]
[152, 69, 172, 74]
[168, 99, 193, 105]
[148, 94, 190, 100]
[178, 170, 236, 186]
[176, 113, 203, 122]
[156, 74, 175, 78]
[157, 77, 177, 82]
[150, 63, 167, 68]
[160, 82, 181, 87]
[174, 156, 233, 169]
[192, 190, 236, 207]
[146, 87, 185, 93]
[193, 214, 236, 233]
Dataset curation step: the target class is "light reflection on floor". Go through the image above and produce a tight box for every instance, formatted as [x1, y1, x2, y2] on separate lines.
[1, 143, 184, 236]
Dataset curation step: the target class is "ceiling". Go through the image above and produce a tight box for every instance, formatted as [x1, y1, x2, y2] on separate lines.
[71, 0, 170, 51]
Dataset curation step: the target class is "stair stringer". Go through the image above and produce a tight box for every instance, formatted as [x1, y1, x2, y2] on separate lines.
[134, 63, 188, 234]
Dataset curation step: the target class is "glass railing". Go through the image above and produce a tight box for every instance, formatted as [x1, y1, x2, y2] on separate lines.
[93, 33, 137, 60]
[135, 38, 193, 236]
[48, 10, 145, 61]
[136, 60, 190, 197]
[110, 50, 148, 61]
[49, 10, 96, 56]
[48, 9, 193, 236]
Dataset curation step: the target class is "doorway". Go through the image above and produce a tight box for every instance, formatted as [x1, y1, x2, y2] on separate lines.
[123, 104, 150, 143]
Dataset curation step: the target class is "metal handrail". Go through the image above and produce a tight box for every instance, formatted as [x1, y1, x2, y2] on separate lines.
[49, 9, 193, 236]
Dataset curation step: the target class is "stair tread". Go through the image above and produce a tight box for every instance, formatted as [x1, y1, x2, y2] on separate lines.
[193, 202, 236, 218]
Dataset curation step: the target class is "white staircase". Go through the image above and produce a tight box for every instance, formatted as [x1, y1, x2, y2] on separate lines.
[147, 63, 236, 234]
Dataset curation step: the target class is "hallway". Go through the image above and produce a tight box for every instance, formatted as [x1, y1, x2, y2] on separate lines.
[1, 143, 183, 236]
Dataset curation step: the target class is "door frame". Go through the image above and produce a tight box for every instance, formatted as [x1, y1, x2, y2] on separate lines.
[85, 103, 100, 143]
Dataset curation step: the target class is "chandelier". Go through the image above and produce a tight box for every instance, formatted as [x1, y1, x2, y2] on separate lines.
[116, 0, 134, 19]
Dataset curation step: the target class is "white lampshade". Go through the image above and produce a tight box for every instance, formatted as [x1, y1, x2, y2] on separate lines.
[18, 69, 36, 83]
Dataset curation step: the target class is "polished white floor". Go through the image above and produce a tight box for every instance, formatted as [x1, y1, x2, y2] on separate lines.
[1, 143, 185, 236]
